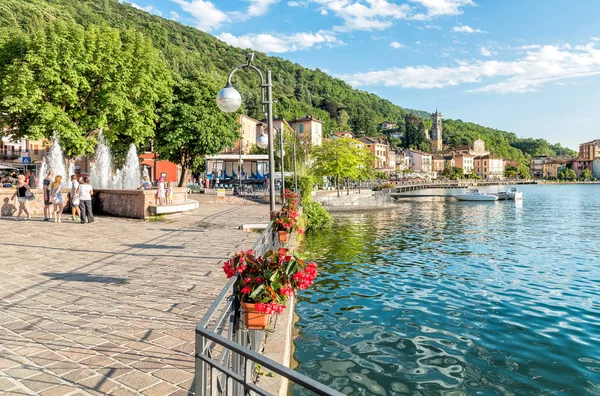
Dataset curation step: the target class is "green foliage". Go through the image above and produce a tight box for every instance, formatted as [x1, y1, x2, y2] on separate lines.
[558, 167, 577, 181]
[298, 175, 314, 206]
[303, 201, 332, 232]
[0, 20, 172, 157]
[504, 165, 519, 178]
[155, 73, 239, 186]
[312, 137, 373, 196]
[580, 168, 593, 181]
[442, 166, 466, 180]
[0, 0, 579, 165]
[403, 113, 426, 149]
[519, 164, 531, 179]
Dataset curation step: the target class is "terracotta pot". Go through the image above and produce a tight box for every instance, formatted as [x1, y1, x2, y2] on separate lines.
[277, 230, 290, 243]
[241, 301, 271, 330]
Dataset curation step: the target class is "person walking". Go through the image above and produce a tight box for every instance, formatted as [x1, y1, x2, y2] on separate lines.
[10, 174, 31, 220]
[43, 170, 54, 221]
[50, 175, 64, 223]
[69, 175, 80, 221]
[78, 176, 94, 224]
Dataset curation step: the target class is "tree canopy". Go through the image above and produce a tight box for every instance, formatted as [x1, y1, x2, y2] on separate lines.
[0, 20, 172, 157]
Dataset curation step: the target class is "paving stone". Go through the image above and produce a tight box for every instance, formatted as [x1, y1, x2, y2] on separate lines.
[0, 204, 267, 393]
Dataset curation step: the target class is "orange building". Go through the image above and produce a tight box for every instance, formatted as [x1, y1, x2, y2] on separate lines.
[140, 152, 182, 183]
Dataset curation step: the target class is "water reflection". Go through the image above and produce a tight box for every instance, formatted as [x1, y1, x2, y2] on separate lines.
[294, 185, 600, 395]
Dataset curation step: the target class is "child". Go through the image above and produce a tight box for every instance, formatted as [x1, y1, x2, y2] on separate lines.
[140, 176, 152, 190]
[166, 182, 174, 205]
[1, 197, 16, 217]
[155, 178, 166, 206]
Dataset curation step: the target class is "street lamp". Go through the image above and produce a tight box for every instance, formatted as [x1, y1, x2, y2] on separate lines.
[217, 53, 276, 212]
[277, 144, 285, 202]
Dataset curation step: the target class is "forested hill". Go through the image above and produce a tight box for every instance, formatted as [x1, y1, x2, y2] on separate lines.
[0, 0, 577, 161]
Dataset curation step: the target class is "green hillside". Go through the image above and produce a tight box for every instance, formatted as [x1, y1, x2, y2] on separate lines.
[0, 0, 577, 161]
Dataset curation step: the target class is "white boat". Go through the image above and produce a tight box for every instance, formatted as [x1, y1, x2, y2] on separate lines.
[506, 187, 523, 200]
[454, 189, 498, 201]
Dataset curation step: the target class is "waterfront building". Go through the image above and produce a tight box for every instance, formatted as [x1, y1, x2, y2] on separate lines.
[454, 153, 474, 174]
[396, 151, 412, 171]
[432, 155, 445, 174]
[406, 149, 433, 174]
[289, 115, 323, 146]
[579, 139, 600, 160]
[473, 155, 505, 180]
[430, 110, 443, 152]
[358, 137, 389, 170]
[594, 158, 600, 179]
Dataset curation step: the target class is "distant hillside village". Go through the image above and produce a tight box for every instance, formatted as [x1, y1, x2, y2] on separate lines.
[2, 110, 597, 183]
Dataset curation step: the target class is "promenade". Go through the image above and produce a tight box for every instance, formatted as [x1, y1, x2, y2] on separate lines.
[0, 203, 267, 395]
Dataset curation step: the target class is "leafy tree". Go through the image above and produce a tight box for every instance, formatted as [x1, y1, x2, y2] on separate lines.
[580, 168, 593, 181]
[403, 113, 425, 149]
[504, 165, 519, 178]
[558, 167, 577, 181]
[0, 20, 172, 157]
[519, 164, 531, 179]
[312, 137, 373, 197]
[155, 74, 239, 186]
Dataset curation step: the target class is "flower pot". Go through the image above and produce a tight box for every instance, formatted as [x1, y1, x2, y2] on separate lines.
[241, 301, 271, 330]
[278, 230, 290, 243]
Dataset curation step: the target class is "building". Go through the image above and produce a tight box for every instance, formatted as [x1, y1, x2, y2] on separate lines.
[430, 111, 443, 152]
[432, 155, 445, 174]
[222, 115, 263, 155]
[205, 154, 269, 181]
[380, 121, 397, 130]
[544, 159, 572, 179]
[406, 149, 432, 174]
[289, 115, 323, 146]
[579, 139, 600, 160]
[140, 153, 182, 183]
[454, 153, 474, 175]
[594, 158, 600, 179]
[358, 137, 389, 169]
[530, 156, 548, 178]
[474, 155, 505, 180]
[332, 131, 354, 139]
[396, 151, 412, 171]
[531, 156, 575, 178]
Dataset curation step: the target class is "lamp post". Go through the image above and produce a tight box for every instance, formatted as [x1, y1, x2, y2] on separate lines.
[217, 53, 276, 212]
[276, 129, 285, 202]
[293, 141, 298, 192]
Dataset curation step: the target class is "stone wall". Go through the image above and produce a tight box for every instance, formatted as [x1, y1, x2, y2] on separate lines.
[0, 187, 189, 219]
[314, 189, 395, 211]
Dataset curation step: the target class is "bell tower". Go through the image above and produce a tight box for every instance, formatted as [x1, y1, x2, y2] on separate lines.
[431, 109, 443, 152]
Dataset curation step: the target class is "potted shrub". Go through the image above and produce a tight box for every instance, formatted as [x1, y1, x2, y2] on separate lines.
[271, 189, 303, 243]
[222, 248, 318, 330]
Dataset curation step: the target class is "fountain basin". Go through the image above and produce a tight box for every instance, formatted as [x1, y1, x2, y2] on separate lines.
[0, 187, 195, 219]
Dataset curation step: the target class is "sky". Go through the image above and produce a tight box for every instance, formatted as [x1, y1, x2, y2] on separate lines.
[126, 0, 600, 150]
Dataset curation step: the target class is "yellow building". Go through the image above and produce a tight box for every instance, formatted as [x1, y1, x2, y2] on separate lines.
[358, 137, 389, 169]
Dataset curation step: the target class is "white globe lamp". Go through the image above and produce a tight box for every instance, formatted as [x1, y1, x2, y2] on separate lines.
[216, 83, 242, 113]
[257, 134, 268, 149]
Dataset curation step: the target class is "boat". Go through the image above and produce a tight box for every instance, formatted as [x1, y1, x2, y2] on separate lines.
[506, 187, 523, 200]
[453, 189, 498, 201]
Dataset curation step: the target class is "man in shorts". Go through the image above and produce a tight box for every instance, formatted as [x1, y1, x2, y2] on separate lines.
[69, 174, 80, 221]
[43, 170, 54, 221]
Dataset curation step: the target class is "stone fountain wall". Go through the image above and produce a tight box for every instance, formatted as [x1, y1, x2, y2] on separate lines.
[0, 187, 190, 219]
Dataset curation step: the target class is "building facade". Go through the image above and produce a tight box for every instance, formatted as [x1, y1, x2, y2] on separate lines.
[358, 137, 389, 170]
[407, 149, 433, 174]
[289, 115, 323, 146]
[455, 153, 474, 174]
[474, 155, 504, 180]
[430, 111, 443, 152]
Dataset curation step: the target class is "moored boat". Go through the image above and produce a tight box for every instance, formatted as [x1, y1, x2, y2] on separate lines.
[454, 189, 498, 201]
[506, 187, 523, 200]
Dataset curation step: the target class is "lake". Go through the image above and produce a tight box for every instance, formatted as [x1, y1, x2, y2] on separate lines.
[294, 184, 600, 395]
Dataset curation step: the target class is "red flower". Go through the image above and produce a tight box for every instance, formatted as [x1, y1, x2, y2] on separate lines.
[241, 287, 251, 294]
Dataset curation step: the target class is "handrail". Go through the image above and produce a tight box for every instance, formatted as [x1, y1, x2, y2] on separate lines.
[195, 221, 342, 396]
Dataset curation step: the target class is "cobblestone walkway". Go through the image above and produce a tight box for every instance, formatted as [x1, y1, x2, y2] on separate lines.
[0, 204, 267, 395]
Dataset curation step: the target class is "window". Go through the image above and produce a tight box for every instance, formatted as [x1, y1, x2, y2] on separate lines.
[34, 145, 39, 155]
[299, 124, 304, 134]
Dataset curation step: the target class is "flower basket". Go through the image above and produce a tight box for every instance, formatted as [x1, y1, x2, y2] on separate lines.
[223, 248, 318, 330]
[277, 230, 290, 243]
[241, 301, 271, 330]
[271, 190, 303, 238]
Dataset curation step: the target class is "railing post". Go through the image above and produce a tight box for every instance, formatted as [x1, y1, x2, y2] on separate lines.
[195, 331, 207, 396]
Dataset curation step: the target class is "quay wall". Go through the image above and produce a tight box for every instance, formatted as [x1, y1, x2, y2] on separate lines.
[314, 190, 395, 211]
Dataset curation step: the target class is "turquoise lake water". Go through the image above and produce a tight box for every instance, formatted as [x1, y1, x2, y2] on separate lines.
[293, 184, 600, 395]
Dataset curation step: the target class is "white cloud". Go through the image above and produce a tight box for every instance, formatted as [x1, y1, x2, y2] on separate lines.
[217, 31, 343, 53]
[341, 41, 600, 93]
[131, 2, 163, 16]
[410, 0, 475, 20]
[173, 0, 278, 31]
[480, 46, 496, 56]
[172, 0, 227, 31]
[170, 11, 181, 20]
[591, 36, 600, 41]
[390, 41, 404, 49]
[320, 9, 328, 15]
[518, 44, 541, 50]
[453, 25, 483, 34]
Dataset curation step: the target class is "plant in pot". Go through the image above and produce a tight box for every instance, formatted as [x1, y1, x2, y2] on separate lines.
[223, 248, 318, 330]
[271, 189, 303, 243]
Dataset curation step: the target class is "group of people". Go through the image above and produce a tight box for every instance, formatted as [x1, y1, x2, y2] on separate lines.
[140, 176, 174, 206]
[8, 170, 94, 223]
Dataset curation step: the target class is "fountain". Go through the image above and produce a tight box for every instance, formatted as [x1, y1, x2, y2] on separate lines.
[122, 144, 142, 189]
[37, 132, 69, 187]
[89, 129, 114, 189]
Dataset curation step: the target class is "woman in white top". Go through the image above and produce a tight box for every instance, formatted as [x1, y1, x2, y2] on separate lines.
[78, 176, 94, 224]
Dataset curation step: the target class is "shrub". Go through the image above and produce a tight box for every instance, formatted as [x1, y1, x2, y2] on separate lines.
[303, 201, 332, 232]
[298, 175, 314, 206]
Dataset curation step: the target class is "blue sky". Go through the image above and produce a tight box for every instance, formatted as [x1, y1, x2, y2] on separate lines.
[127, 0, 600, 150]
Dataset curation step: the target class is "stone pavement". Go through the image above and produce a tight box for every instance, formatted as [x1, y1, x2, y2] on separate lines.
[0, 203, 268, 395]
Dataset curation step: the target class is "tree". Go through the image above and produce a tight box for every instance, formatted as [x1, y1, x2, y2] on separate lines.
[580, 168, 593, 181]
[0, 21, 172, 157]
[155, 74, 239, 186]
[504, 165, 519, 178]
[312, 138, 373, 197]
[558, 167, 576, 181]
[403, 113, 425, 149]
[519, 164, 531, 179]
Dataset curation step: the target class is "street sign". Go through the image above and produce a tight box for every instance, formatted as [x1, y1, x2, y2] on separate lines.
[22, 157, 31, 164]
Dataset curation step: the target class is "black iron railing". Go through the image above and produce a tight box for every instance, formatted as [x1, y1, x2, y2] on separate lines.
[194, 223, 343, 396]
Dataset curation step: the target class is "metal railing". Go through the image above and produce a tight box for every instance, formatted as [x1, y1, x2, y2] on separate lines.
[195, 223, 344, 396]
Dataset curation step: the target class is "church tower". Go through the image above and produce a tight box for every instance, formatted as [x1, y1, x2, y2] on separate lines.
[431, 110, 443, 152]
